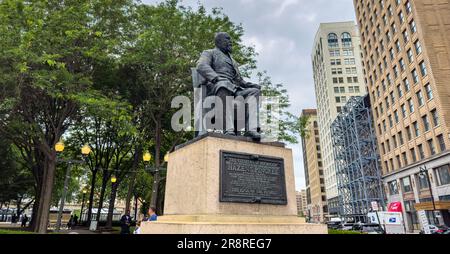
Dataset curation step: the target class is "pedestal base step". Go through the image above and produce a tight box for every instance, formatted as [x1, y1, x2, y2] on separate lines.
[140, 215, 327, 234]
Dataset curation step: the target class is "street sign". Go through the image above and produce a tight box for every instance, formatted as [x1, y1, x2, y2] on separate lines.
[418, 210, 431, 234]
[371, 201, 379, 211]
[89, 220, 98, 231]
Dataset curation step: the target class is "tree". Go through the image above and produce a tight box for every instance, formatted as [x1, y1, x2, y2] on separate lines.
[0, 0, 135, 233]
[118, 0, 257, 213]
[0, 135, 34, 216]
[67, 97, 136, 227]
[258, 71, 299, 143]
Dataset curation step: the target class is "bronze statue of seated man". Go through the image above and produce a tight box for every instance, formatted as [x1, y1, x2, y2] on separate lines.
[196, 32, 261, 140]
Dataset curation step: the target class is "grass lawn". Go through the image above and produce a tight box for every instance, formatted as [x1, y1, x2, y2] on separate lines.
[328, 229, 362, 234]
[111, 226, 136, 234]
[0, 229, 35, 234]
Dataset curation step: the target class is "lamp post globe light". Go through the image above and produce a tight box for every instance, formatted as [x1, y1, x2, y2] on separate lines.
[79, 188, 88, 225]
[142, 151, 170, 211]
[419, 165, 438, 225]
[54, 140, 92, 231]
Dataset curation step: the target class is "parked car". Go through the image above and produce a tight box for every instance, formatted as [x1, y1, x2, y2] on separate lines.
[361, 223, 384, 234]
[420, 225, 449, 234]
[341, 223, 355, 231]
[327, 221, 342, 230]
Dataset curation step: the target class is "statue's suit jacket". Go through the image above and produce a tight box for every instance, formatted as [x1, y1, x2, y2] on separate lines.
[196, 48, 257, 96]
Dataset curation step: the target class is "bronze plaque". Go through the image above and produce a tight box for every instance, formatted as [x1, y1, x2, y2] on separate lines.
[219, 151, 287, 205]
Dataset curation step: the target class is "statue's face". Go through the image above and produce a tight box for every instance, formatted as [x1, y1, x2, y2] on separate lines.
[216, 33, 233, 54]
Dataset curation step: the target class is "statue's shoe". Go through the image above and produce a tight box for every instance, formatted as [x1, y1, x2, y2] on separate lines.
[245, 131, 261, 141]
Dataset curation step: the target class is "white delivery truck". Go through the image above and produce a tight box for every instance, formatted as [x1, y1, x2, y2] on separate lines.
[368, 212, 406, 234]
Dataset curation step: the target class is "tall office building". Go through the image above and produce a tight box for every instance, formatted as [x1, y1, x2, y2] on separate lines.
[354, 0, 450, 231]
[296, 190, 308, 217]
[311, 22, 367, 217]
[301, 109, 328, 223]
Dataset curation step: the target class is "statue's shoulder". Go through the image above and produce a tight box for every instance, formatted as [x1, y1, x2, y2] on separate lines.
[201, 48, 218, 56]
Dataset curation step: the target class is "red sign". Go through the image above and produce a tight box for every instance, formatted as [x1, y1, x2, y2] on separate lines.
[388, 202, 403, 212]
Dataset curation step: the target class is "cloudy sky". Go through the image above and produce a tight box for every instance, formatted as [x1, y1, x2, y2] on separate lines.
[142, 0, 357, 190]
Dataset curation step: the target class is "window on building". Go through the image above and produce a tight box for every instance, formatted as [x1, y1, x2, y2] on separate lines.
[401, 177, 412, 193]
[410, 148, 417, 162]
[431, 109, 439, 127]
[408, 99, 415, 113]
[425, 84, 433, 100]
[412, 69, 419, 84]
[401, 104, 407, 118]
[437, 135, 446, 152]
[416, 173, 429, 190]
[328, 33, 339, 48]
[414, 40, 423, 55]
[419, 61, 428, 77]
[407, 49, 414, 63]
[410, 20, 417, 34]
[422, 115, 430, 132]
[341, 32, 352, 47]
[417, 91, 424, 107]
[428, 139, 436, 156]
[418, 144, 425, 160]
[402, 152, 408, 166]
[389, 180, 399, 195]
[406, 126, 412, 141]
[413, 121, 420, 137]
[403, 78, 410, 92]
[435, 165, 450, 186]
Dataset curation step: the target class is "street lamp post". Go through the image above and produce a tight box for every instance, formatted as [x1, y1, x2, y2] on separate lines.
[54, 142, 91, 231]
[79, 189, 87, 226]
[419, 165, 438, 225]
[143, 152, 169, 211]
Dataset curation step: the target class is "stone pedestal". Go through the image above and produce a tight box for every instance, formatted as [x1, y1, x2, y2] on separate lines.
[140, 133, 327, 234]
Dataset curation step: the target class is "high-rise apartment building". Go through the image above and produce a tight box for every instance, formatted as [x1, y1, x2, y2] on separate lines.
[354, 0, 450, 231]
[296, 190, 308, 217]
[311, 22, 367, 217]
[301, 109, 328, 223]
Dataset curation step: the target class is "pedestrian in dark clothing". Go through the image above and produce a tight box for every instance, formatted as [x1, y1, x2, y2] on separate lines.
[67, 215, 74, 229]
[21, 214, 28, 227]
[11, 214, 17, 224]
[73, 214, 78, 226]
[120, 210, 132, 234]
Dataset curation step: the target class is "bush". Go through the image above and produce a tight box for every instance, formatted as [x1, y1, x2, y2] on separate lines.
[328, 229, 362, 234]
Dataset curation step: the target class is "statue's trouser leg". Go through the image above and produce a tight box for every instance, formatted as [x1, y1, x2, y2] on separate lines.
[235, 88, 260, 132]
[216, 88, 235, 133]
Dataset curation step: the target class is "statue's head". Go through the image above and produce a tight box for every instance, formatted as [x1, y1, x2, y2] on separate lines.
[215, 32, 232, 54]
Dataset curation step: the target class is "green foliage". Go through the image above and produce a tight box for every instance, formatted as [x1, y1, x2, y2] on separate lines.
[259, 72, 299, 144]
[296, 115, 311, 139]
[0, 229, 35, 234]
[0, 135, 34, 204]
[0, 0, 300, 225]
[328, 229, 362, 235]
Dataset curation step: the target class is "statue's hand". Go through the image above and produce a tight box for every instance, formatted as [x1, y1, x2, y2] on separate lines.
[251, 83, 262, 90]
[211, 77, 219, 84]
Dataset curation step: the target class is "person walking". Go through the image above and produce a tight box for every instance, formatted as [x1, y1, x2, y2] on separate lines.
[147, 207, 158, 221]
[21, 214, 28, 228]
[67, 215, 74, 230]
[73, 214, 78, 227]
[133, 220, 142, 234]
[120, 210, 132, 234]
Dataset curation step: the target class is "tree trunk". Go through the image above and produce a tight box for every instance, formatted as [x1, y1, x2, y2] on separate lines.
[134, 194, 138, 220]
[125, 146, 141, 214]
[16, 197, 22, 216]
[30, 190, 40, 231]
[86, 169, 97, 225]
[150, 118, 161, 210]
[95, 174, 108, 227]
[35, 155, 57, 234]
[105, 183, 118, 229]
